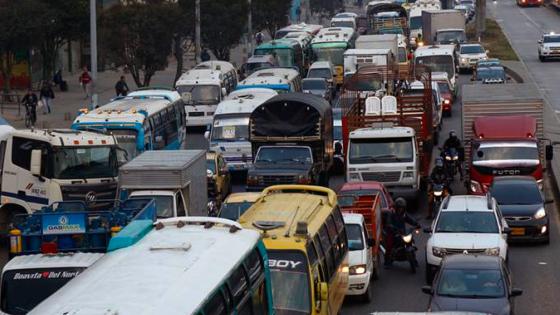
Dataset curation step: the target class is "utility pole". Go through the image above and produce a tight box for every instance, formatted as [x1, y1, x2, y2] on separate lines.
[195, 0, 201, 64]
[247, 0, 253, 57]
[89, 0, 98, 109]
[475, 0, 486, 41]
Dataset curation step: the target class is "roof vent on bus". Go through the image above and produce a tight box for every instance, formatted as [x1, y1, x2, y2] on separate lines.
[150, 241, 192, 252]
[295, 222, 308, 237]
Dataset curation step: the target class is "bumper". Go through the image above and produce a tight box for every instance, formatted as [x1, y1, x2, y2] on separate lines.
[185, 116, 212, 126]
[227, 162, 251, 172]
[506, 217, 549, 243]
[541, 51, 560, 57]
[347, 272, 372, 296]
[426, 252, 442, 267]
[443, 103, 452, 112]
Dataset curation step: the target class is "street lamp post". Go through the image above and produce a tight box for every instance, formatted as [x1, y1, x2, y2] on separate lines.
[90, 0, 98, 109]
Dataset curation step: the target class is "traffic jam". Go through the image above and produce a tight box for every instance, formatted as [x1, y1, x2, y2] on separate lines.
[0, 0, 556, 314]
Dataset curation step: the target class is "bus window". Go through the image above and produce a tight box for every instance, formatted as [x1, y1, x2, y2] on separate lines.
[203, 290, 227, 315]
[319, 225, 335, 278]
[227, 266, 249, 306]
[244, 249, 264, 284]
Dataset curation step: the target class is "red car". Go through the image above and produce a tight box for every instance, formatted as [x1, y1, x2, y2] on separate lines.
[436, 80, 454, 116]
[338, 181, 395, 215]
[517, 0, 543, 6]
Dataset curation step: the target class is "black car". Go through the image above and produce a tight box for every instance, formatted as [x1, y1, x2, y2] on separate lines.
[490, 176, 552, 244]
[302, 78, 333, 103]
[422, 254, 523, 315]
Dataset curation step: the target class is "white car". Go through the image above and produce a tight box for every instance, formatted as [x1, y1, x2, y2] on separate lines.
[425, 195, 509, 283]
[343, 213, 375, 302]
[456, 43, 488, 72]
[538, 33, 560, 62]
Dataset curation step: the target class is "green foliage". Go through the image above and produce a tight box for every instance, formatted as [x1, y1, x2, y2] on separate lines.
[252, 0, 292, 37]
[310, 0, 344, 18]
[102, 1, 177, 87]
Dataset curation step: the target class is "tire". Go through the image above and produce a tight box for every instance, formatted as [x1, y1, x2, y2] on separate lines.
[433, 131, 439, 146]
[539, 55, 545, 62]
[361, 283, 373, 303]
[372, 251, 380, 280]
[409, 256, 417, 274]
[425, 257, 435, 284]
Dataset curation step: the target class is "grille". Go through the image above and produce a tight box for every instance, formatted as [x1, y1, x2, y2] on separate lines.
[361, 171, 401, 182]
[445, 248, 486, 255]
[261, 175, 297, 186]
[505, 216, 532, 221]
[60, 182, 117, 210]
[189, 112, 204, 117]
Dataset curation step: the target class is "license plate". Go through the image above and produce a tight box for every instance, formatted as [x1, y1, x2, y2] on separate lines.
[510, 227, 525, 236]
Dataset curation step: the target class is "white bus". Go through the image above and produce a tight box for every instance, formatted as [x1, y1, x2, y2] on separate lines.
[30, 217, 274, 315]
[236, 68, 302, 93]
[207, 88, 278, 172]
[176, 61, 238, 127]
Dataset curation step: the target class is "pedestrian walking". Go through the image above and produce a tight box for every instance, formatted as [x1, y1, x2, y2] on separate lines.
[201, 49, 211, 62]
[115, 76, 129, 97]
[255, 32, 264, 46]
[39, 81, 55, 114]
[78, 67, 92, 99]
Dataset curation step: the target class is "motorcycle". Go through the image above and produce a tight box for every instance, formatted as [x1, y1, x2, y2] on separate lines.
[387, 229, 420, 273]
[431, 183, 448, 216]
[443, 147, 461, 180]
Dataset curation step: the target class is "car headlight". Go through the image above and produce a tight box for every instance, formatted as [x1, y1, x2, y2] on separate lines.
[349, 264, 367, 275]
[402, 171, 413, 179]
[432, 246, 445, 257]
[485, 247, 500, 256]
[434, 190, 443, 197]
[537, 179, 544, 190]
[470, 180, 482, 193]
[534, 207, 546, 220]
[349, 172, 361, 181]
[461, 58, 467, 63]
[445, 155, 452, 161]
[444, 99, 451, 105]
[402, 233, 413, 243]
[206, 169, 214, 177]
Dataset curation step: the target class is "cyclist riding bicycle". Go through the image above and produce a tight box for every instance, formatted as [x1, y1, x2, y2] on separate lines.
[22, 89, 38, 127]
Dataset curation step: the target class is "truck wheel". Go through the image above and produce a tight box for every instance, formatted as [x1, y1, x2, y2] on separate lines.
[539, 55, 545, 62]
[361, 283, 373, 303]
[433, 131, 439, 146]
[425, 258, 435, 284]
[372, 251, 380, 280]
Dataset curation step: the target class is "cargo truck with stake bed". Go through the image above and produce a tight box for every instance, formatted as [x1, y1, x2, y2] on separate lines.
[118, 150, 207, 218]
[462, 84, 552, 194]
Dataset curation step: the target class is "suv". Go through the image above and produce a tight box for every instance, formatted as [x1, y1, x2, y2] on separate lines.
[538, 33, 560, 62]
[456, 43, 488, 73]
[425, 194, 509, 283]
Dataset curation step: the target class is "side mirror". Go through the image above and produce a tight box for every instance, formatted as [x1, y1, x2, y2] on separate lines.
[503, 226, 511, 234]
[538, 39, 543, 44]
[510, 288, 523, 297]
[204, 131, 210, 140]
[546, 144, 553, 161]
[221, 87, 227, 97]
[421, 286, 434, 295]
[319, 282, 328, 301]
[423, 227, 432, 233]
[30, 149, 42, 176]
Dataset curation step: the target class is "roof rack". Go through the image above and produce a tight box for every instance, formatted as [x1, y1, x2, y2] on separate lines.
[261, 185, 337, 207]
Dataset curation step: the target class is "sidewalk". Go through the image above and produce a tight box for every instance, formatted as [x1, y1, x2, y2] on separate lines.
[3, 61, 179, 129]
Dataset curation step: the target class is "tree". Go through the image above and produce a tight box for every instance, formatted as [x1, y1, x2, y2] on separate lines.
[252, 0, 292, 37]
[36, 0, 89, 81]
[310, 0, 344, 19]
[0, 0, 46, 91]
[101, 1, 176, 87]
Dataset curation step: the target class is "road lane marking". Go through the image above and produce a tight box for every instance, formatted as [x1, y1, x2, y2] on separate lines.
[538, 262, 547, 265]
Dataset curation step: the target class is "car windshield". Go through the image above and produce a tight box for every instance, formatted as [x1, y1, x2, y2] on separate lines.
[1, 267, 86, 314]
[438, 269, 505, 298]
[436, 31, 466, 43]
[268, 251, 311, 315]
[461, 45, 485, 54]
[110, 129, 138, 159]
[254, 48, 294, 68]
[176, 84, 221, 105]
[303, 80, 327, 90]
[307, 68, 332, 80]
[416, 55, 455, 79]
[312, 47, 345, 66]
[473, 142, 539, 163]
[211, 117, 250, 141]
[346, 223, 365, 251]
[476, 68, 505, 81]
[219, 201, 254, 221]
[349, 137, 414, 164]
[491, 181, 542, 205]
[350, 77, 385, 91]
[130, 195, 174, 218]
[409, 16, 422, 29]
[544, 35, 560, 43]
[52, 146, 118, 179]
[437, 82, 451, 94]
[256, 147, 312, 164]
[331, 21, 355, 28]
[339, 189, 388, 208]
[436, 211, 499, 233]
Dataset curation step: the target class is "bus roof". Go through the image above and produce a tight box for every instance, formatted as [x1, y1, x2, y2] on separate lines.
[73, 97, 172, 125]
[214, 90, 277, 116]
[237, 68, 300, 88]
[312, 27, 355, 45]
[227, 87, 278, 100]
[414, 45, 455, 57]
[128, 89, 181, 102]
[239, 185, 337, 248]
[194, 60, 236, 73]
[3, 253, 104, 272]
[176, 68, 222, 86]
[30, 217, 261, 315]
[256, 39, 300, 50]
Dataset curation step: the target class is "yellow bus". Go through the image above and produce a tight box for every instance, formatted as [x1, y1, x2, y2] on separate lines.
[239, 185, 349, 315]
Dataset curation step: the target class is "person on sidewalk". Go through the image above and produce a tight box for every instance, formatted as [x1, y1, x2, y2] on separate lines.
[39, 81, 55, 114]
[201, 49, 211, 62]
[115, 76, 129, 97]
[78, 67, 92, 100]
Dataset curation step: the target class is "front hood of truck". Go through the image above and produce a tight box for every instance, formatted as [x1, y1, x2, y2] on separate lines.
[249, 164, 312, 175]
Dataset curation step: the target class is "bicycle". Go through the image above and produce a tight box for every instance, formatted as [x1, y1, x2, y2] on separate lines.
[23, 102, 37, 128]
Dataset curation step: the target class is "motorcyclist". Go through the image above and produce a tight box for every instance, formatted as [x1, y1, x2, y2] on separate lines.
[428, 157, 451, 219]
[442, 130, 464, 180]
[384, 197, 421, 267]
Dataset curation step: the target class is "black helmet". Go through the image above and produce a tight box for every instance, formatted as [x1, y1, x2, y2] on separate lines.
[394, 197, 407, 211]
[449, 130, 457, 139]
[435, 157, 444, 168]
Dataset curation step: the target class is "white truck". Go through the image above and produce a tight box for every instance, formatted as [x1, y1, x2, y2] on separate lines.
[422, 10, 466, 45]
[355, 34, 399, 58]
[118, 150, 207, 218]
[408, 0, 441, 47]
[0, 129, 125, 230]
[206, 88, 278, 172]
[343, 48, 395, 81]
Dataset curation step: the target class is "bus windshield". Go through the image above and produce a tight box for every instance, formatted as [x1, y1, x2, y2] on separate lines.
[268, 250, 311, 315]
[349, 137, 414, 164]
[52, 146, 118, 179]
[110, 129, 139, 158]
[254, 48, 294, 68]
[1, 267, 85, 314]
[415, 55, 455, 81]
[176, 85, 221, 105]
[312, 46, 346, 66]
[211, 117, 250, 141]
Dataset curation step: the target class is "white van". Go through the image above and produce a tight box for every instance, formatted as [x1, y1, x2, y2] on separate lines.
[343, 213, 375, 302]
[176, 61, 238, 127]
[206, 88, 278, 172]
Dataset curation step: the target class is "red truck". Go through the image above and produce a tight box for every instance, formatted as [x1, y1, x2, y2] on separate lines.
[462, 84, 553, 194]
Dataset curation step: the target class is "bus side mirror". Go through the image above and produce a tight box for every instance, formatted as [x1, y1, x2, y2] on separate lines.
[221, 88, 227, 97]
[546, 145, 553, 160]
[319, 282, 328, 301]
[30, 149, 42, 177]
[204, 131, 210, 140]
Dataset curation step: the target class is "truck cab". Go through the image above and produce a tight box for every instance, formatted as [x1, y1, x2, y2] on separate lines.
[347, 127, 420, 200]
[129, 190, 186, 218]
